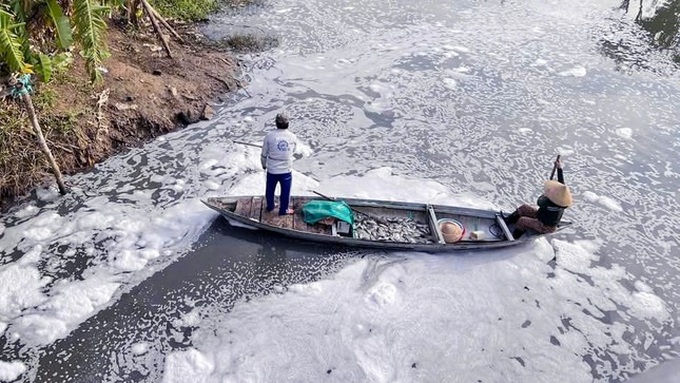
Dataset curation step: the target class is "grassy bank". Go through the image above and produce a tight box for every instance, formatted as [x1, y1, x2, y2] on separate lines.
[0, 74, 94, 200]
[151, 0, 217, 21]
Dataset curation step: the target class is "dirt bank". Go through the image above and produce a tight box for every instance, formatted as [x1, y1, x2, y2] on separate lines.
[0, 20, 243, 210]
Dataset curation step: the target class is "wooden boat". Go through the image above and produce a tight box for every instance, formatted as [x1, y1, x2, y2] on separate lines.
[201, 195, 572, 252]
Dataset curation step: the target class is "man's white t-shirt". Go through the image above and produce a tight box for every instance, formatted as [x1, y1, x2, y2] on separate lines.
[260, 129, 298, 174]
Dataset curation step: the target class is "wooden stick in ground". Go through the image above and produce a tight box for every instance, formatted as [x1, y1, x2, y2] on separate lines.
[20, 93, 68, 195]
[149, 6, 185, 43]
[141, 0, 172, 58]
[127, 0, 141, 26]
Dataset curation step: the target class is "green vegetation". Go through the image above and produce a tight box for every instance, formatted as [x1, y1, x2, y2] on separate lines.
[151, 0, 217, 21]
[0, 0, 111, 83]
[32, 85, 84, 134]
[0, 0, 263, 83]
[149, 0, 263, 22]
[0, 101, 41, 198]
[0, 0, 256, 203]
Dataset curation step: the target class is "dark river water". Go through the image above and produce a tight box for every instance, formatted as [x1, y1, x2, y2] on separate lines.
[1, 0, 679, 382]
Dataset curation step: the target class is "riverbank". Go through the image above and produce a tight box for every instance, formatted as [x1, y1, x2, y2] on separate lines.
[0, 18, 244, 210]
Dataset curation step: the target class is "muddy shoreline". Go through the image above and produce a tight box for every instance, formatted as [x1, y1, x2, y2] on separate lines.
[0, 20, 245, 211]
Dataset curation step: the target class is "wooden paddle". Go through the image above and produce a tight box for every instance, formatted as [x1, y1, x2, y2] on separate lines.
[549, 154, 561, 180]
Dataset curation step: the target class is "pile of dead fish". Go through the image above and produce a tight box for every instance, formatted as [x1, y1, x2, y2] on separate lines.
[353, 215, 433, 243]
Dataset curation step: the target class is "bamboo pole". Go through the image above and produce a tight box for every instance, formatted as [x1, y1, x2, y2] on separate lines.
[20, 93, 68, 195]
[141, 0, 173, 58]
[149, 6, 185, 43]
[549, 154, 561, 180]
[233, 140, 262, 148]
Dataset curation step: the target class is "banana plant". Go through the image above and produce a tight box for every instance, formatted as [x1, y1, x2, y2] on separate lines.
[0, 9, 32, 74]
[1, 0, 116, 83]
[45, 0, 74, 50]
[73, 0, 111, 82]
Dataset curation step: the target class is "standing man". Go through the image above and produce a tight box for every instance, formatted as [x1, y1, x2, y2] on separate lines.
[261, 113, 298, 215]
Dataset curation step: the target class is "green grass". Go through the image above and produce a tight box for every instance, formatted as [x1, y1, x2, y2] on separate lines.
[150, 0, 263, 21]
[33, 87, 58, 109]
[0, 100, 25, 133]
[42, 113, 81, 135]
[151, 0, 217, 21]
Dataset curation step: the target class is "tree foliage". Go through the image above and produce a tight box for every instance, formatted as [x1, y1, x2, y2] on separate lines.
[73, 0, 111, 82]
[0, 0, 115, 83]
[0, 9, 32, 74]
[45, 0, 74, 49]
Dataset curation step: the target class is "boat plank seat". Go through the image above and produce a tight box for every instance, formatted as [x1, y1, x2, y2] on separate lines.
[495, 214, 513, 241]
[427, 205, 445, 244]
[250, 197, 263, 222]
[234, 197, 253, 218]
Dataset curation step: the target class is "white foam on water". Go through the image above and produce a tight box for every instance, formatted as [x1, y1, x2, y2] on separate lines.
[162, 348, 214, 383]
[225, 170, 319, 197]
[173, 310, 201, 328]
[312, 167, 492, 209]
[1, 0, 677, 381]
[626, 356, 680, 383]
[35, 187, 60, 203]
[629, 291, 669, 321]
[0, 264, 49, 321]
[616, 127, 633, 139]
[0, 360, 26, 382]
[531, 58, 548, 66]
[12, 204, 39, 219]
[582, 191, 624, 212]
[131, 342, 149, 356]
[442, 78, 457, 89]
[0, 144, 272, 349]
[162, 232, 669, 382]
[558, 65, 587, 77]
[12, 277, 121, 345]
[151, 167, 669, 382]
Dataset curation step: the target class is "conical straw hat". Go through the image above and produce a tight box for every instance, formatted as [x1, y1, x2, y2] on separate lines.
[543, 180, 573, 207]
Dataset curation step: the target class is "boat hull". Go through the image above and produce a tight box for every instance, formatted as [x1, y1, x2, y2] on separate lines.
[202, 195, 571, 253]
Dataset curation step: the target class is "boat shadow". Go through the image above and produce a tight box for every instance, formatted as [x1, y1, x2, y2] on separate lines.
[207, 217, 353, 258]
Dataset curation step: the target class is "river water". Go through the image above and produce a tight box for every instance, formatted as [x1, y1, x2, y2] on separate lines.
[1, 0, 679, 382]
